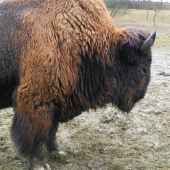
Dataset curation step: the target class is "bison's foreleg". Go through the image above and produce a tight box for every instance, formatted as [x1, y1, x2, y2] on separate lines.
[45, 119, 62, 153]
[29, 147, 51, 170]
[11, 103, 54, 170]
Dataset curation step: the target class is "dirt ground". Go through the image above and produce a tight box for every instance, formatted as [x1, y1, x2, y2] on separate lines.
[0, 9, 170, 170]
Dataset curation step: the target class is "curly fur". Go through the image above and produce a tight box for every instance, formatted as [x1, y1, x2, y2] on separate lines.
[0, 0, 153, 168]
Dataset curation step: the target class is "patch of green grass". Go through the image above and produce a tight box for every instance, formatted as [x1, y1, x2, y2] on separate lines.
[155, 34, 170, 45]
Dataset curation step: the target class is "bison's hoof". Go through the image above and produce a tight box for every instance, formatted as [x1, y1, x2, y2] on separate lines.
[58, 150, 67, 156]
[45, 141, 62, 153]
[33, 163, 51, 170]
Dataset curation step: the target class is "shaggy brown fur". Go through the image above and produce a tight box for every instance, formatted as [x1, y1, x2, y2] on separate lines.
[15, 0, 117, 112]
[0, 0, 155, 169]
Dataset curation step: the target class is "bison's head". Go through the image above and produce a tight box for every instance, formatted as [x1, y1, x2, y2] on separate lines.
[113, 28, 156, 112]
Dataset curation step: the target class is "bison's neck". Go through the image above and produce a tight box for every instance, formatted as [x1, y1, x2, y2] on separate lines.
[74, 51, 116, 110]
[55, 52, 116, 122]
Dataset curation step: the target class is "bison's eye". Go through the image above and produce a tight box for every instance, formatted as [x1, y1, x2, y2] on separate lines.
[127, 50, 140, 66]
[119, 45, 140, 66]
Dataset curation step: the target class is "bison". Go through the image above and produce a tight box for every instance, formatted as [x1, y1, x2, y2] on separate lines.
[0, 0, 156, 169]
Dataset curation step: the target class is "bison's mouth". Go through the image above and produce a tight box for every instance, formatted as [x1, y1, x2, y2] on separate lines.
[116, 101, 135, 113]
[116, 88, 147, 113]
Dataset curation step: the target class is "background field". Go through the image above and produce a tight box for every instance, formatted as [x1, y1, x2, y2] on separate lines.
[0, 9, 170, 170]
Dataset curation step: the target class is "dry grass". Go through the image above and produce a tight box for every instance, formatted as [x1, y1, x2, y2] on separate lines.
[112, 9, 170, 34]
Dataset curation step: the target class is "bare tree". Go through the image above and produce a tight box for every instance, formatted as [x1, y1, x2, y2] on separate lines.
[153, 8, 160, 27]
[146, 0, 151, 21]
[110, 0, 119, 17]
[124, 0, 130, 14]
[152, 1, 161, 27]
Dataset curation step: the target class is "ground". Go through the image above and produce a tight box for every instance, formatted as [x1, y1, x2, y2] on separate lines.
[0, 9, 170, 170]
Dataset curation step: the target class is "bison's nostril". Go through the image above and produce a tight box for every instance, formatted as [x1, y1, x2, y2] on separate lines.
[143, 68, 147, 73]
[142, 68, 147, 76]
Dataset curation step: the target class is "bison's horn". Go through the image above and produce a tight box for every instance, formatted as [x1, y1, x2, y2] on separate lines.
[140, 29, 156, 55]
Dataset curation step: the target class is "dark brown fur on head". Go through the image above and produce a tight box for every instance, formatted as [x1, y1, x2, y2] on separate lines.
[113, 27, 152, 112]
[0, 0, 154, 168]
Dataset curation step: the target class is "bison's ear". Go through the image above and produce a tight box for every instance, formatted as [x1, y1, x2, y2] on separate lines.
[140, 29, 156, 55]
[116, 29, 141, 66]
